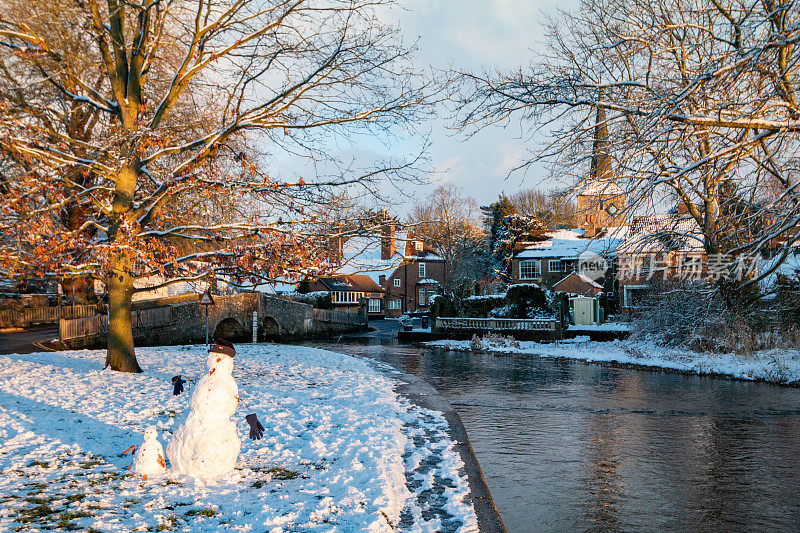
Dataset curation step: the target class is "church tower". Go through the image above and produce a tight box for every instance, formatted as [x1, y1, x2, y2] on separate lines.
[576, 105, 625, 237]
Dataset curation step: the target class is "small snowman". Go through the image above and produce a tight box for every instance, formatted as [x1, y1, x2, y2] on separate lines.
[167, 340, 242, 482]
[132, 426, 167, 479]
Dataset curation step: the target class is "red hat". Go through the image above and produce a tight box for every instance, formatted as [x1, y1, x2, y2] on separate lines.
[210, 338, 236, 358]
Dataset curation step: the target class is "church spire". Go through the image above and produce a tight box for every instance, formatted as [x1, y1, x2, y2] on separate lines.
[589, 105, 612, 182]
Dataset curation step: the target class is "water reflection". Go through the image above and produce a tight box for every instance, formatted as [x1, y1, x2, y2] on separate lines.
[303, 327, 800, 532]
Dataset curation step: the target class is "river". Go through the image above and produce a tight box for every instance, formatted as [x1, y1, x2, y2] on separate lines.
[305, 321, 800, 532]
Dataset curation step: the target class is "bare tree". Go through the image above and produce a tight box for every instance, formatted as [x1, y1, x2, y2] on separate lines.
[459, 0, 800, 298]
[0, 0, 428, 372]
[408, 184, 485, 294]
[508, 188, 577, 228]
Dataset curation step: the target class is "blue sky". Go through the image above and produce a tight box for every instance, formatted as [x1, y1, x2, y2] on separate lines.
[378, 0, 573, 211]
[272, 0, 579, 214]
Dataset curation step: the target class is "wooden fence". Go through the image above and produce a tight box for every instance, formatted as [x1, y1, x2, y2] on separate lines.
[435, 317, 558, 332]
[311, 308, 367, 325]
[0, 304, 98, 328]
[59, 307, 171, 340]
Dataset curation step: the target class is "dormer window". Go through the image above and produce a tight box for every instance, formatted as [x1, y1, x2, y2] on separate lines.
[414, 241, 423, 251]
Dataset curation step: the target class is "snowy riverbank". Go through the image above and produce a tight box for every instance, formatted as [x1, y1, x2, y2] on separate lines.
[0, 345, 478, 532]
[427, 337, 800, 385]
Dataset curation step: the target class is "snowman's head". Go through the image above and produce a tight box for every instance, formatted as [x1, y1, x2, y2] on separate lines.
[144, 426, 158, 442]
[207, 339, 236, 375]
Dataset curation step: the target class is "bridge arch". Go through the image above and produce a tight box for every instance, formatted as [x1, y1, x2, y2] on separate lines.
[261, 316, 280, 340]
[212, 316, 248, 342]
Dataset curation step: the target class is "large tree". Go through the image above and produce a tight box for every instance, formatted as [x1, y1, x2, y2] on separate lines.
[0, 0, 427, 372]
[407, 183, 485, 293]
[460, 0, 800, 295]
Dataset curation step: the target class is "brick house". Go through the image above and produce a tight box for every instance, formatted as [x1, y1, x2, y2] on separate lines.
[324, 217, 445, 318]
[552, 272, 603, 296]
[383, 249, 445, 317]
[616, 214, 705, 309]
[310, 275, 386, 317]
[511, 228, 627, 297]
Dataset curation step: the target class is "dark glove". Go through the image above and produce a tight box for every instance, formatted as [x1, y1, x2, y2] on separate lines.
[171, 375, 185, 396]
[246, 413, 265, 440]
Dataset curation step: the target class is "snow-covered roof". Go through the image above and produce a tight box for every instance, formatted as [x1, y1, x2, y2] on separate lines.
[760, 250, 800, 288]
[516, 229, 626, 259]
[319, 275, 384, 293]
[336, 234, 405, 284]
[333, 230, 443, 284]
[553, 272, 604, 289]
[576, 179, 623, 197]
[617, 215, 704, 254]
[417, 278, 440, 285]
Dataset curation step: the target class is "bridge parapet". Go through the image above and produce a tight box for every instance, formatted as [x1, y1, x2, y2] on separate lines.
[61, 291, 366, 348]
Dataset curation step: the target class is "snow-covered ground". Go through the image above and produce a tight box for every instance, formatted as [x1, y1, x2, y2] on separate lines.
[0, 345, 477, 532]
[427, 337, 800, 384]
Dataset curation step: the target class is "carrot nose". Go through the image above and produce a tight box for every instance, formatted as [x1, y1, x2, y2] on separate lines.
[216, 358, 221, 362]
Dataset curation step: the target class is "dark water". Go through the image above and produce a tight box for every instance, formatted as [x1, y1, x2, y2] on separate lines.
[305, 324, 800, 532]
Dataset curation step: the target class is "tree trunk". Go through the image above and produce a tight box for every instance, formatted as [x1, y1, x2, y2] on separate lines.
[106, 253, 142, 373]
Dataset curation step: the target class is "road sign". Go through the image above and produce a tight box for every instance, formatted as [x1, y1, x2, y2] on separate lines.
[200, 290, 214, 345]
[199, 291, 215, 305]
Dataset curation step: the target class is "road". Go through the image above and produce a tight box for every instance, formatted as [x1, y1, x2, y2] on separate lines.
[0, 326, 59, 354]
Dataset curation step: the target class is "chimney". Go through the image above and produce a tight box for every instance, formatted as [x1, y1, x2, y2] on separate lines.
[381, 217, 395, 260]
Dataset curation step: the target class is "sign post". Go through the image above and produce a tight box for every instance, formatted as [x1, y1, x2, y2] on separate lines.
[199, 290, 215, 345]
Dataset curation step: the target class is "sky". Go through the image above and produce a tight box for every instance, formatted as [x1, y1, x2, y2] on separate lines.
[377, 0, 578, 212]
[269, 0, 581, 216]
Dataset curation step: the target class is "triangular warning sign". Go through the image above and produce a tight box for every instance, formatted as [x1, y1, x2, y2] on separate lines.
[199, 291, 215, 305]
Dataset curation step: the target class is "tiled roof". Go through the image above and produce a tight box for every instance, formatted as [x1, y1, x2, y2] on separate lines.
[618, 215, 704, 254]
[516, 228, 626, 259]
[318, 275, 385, 293]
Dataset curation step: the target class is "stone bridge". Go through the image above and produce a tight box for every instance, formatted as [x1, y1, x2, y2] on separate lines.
[63, 292, 367, 349]
[135, 292, 366, 346]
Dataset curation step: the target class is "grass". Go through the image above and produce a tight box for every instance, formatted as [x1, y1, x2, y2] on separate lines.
[184, 508, 216, 517]
[251, 466, 305, 488]
[57, 511, 92, 530]
[156, 514, 180, 531]
[17, 504, 57, 524]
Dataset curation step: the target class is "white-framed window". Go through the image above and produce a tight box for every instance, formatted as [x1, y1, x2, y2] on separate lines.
[388, 299, 401, 310]
[623, 285, 649, 308]
[394, 278, 401, 287]
[368, 298, 381, 313]
[418, 287, 426, 305]
[415, 240, 423, 251]
[549, 260, 564, 273]
[519, 259, 541, 280]
[418, 262, 426, 277]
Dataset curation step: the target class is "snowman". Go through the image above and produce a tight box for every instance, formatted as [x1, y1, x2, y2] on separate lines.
[132, 426, 167, 479]
[167, 339, 242, 481]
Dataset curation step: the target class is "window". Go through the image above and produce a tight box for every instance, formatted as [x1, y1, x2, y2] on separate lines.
[418, 287, 426, 306]
[394, 278, 401, 287]
[415, 241, 423, 251]
[368, 298, 381, 313]
[549, 260, 564, 273]
[418, 262, 426, 278]
[388, 299, 401, 310]
[519, 259, 541, 280]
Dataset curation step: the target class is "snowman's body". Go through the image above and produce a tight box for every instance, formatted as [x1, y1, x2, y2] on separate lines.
[132, 427, 167, 477]
[167, 351, 241, 481]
